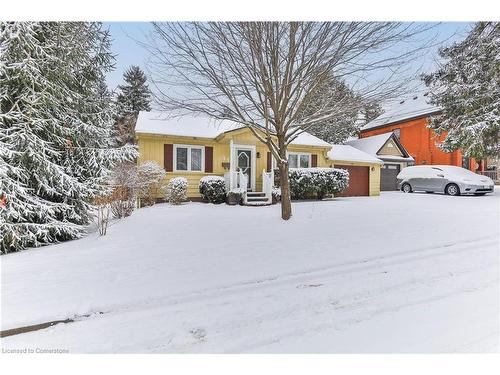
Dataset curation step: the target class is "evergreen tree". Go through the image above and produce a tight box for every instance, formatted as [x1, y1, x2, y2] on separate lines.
[115, 66, 151, 145]
[0, 22, 137, 253]
[301, 76, 381, 144]
[423, 22, 500, 159]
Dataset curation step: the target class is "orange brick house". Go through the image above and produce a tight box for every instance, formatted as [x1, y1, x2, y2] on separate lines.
[359, 93, 484, 171]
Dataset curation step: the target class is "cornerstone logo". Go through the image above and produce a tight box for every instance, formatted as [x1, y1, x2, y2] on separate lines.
[2, 347, 69, 354]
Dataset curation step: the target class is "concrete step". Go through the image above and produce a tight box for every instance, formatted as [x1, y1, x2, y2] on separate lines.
[246, 196, 269, 202]
[246, 191, 266, 197]
[245, 200, 272, 206]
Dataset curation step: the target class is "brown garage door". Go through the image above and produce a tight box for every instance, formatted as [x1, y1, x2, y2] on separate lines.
[335, 165, 370, 197]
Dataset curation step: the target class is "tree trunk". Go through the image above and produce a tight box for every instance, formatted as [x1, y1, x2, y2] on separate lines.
[278, 146, 292, 220]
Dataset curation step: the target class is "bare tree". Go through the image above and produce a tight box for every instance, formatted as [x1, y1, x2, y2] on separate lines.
[145, 22, 437, 220]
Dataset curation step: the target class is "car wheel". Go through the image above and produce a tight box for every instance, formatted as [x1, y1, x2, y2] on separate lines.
[445, 183, 460, 196]
[401, 183, 412, 193]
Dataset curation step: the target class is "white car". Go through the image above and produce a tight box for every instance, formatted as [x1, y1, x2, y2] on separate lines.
[397, 165, 495, 196]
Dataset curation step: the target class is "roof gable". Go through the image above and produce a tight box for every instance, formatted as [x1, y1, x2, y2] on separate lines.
[378, 138, 403, 157]
[346, 132, 411, 159]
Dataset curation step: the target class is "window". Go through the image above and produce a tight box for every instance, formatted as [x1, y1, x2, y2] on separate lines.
[462, 156, 470, 170]
[288, 152, 311, 168]
[174, 145, 204, 172]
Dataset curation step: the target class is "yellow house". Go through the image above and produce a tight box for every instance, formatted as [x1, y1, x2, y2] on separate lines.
[136, 111, 382, 203]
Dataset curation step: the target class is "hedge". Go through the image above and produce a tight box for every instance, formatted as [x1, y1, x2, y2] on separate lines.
[275, 168, 349, 200]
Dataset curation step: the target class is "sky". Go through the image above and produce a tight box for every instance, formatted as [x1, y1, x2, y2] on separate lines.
[104, 22, 472, 93]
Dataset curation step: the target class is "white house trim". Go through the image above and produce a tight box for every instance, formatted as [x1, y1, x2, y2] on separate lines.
[173, 144, 205, 172]
[286, 151, 312, 169]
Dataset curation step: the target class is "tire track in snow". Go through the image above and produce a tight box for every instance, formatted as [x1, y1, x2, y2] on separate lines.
[89, 235, 498, 317]
[3, 235, 497, 337]
[229, 279, 499, 353]
[146, 249, 497, 353]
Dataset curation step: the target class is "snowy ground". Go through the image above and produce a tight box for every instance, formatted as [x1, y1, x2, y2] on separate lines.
[1, 189, 499, 353]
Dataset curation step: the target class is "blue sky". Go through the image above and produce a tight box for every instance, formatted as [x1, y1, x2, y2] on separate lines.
[105, 22, 472, 92]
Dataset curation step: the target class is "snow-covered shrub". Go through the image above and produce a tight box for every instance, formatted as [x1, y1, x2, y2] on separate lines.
[285, 168, 349, 199]
[199, 176, 226, 204]
[167, 177, 188, 205]
[136, 161, 166, 206]
[110, 188, 135, 219]
[312, 168, 350, 199]
[109, 162, 137, 218]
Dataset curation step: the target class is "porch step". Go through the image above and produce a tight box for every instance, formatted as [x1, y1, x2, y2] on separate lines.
[246, 197, 269, 202]
[244, 191, 271, 206]
[246, 191, 266, 197]
[245, 201, 272, 206]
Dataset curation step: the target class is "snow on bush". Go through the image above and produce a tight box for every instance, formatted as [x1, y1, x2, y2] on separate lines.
[136, 161, 166, 206]
[272, 186, 281, 198]
[109, 162, 137, 218]
[286, 168, 349, 200]
[199, 176, 226, 204]
[167, 177, 188, 205]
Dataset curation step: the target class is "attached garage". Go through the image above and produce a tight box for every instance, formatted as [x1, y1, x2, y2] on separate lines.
[346, 133, 414, 192]
[335, 165, 370, 197]
[327, 144, 383, 197]
[381, 163, 401, 191]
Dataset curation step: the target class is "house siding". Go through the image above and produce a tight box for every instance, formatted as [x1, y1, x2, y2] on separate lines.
[137, 129, 332, 199]
[378, 139, 404, 157]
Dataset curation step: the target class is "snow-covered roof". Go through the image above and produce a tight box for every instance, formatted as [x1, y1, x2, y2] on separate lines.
[135, 112, 244, 138]
[327, 144, 383, 164]
[135, 111, 331, 147]
[361, 92, 441, 131]
[290, 131, 331, 147]
[346, 133, 394, 155]
[346, 133, 414, 162]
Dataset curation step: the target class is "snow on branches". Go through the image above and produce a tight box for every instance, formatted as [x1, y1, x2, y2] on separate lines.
[0, 22, 137, 253]
[423, 22, 500, 159]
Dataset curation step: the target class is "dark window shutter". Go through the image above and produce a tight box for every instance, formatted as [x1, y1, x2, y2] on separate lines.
[311, 154, 318, 167]
[205, 146, 213, 173]
[164, 144, 173, 172]
[266, 152, 272, 172]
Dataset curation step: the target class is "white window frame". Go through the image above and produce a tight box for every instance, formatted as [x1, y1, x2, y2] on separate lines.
[173, 144, 205, 172]
[287, 152, 311, 169]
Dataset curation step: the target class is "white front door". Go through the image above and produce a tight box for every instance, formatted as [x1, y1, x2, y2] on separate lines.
[237, 149, 252, 189]
[232, 144, 256, 191]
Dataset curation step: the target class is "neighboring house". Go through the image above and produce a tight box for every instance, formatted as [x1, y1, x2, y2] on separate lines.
[359, 92, 484, 172]
[346, 133, 414, 191]
[135, 111, 382, 203]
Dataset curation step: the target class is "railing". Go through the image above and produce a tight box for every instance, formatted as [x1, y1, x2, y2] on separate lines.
[262, 169, 274, 201]
[224, 169, 249, 191]
[478, 170, 498, 181]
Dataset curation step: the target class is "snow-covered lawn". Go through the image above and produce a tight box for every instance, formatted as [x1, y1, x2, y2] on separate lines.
[1, 190, 499, 353]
